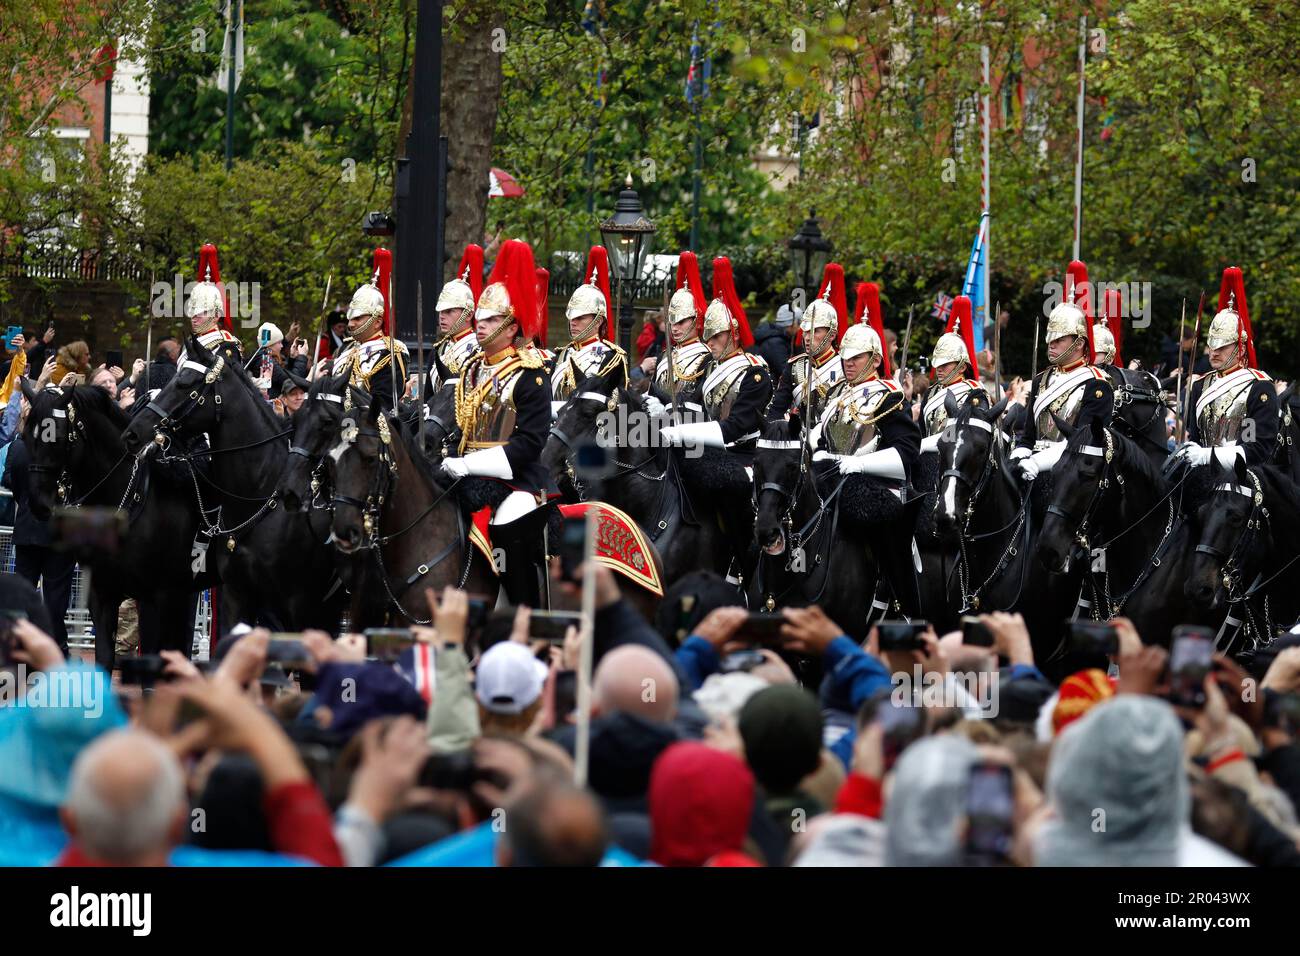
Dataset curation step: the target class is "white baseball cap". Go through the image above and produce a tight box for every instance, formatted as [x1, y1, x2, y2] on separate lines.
[475, 641, 548, 715]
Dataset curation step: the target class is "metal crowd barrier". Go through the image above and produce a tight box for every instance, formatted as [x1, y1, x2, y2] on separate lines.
[0, 522, 212, 661]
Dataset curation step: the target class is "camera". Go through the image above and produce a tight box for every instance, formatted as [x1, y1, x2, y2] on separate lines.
[528, 610, 583, 644]
[119, 654, 171, 687]
[1168, 625, 1215, 709]
[877, 620, 929, 652]
[1068, 620, 1118, 658]
[364, 628, 416, 663]
[961, 616, 994, 648]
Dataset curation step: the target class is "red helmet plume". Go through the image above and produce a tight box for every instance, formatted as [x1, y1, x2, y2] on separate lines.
[852, 281, 890, 377]
[1066, 259, 1095, 364]
[1101, 287, 1124, 366]
[485, 239, 540, 343]
[1217, 266, 1256, 369]
[816, 262, 850, 345]
[947, 295, 980, 380]
[459, 244, 485, 302]
[372, 248, 393, 335]
[675, 251, 707, 330]
[197, 242, 232, 330]
[584, 246, 614, 340]
[710, 256, 754, 348]
[534, 267, 550, 348]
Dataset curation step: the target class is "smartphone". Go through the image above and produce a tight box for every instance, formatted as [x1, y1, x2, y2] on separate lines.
[558, 517, 588, 583]
[876, 701, 925, 770]
[877, 619, 930, 652]
[528, 610, 582, 644]
[961, 615, 994, 648]
[4, 326, 21, 349]
[265, 634, 312, 669]
[49, 506, 126, 557]
[106, 349, 124, 370]
[259, 327, 272, 347]
[364, 628, 416, 662]
[1068, 619, 1118, 658]
[465, 594, 492, 634]
[1265, 693, 1300, 733]
[119, 654, 170, 687]
[0, 609, 27, 666]
[720, 648, 770, 673]
[965, 762, 1015, 865]
[737, 612, 786, 646]
[1168, 626, 1215, 709]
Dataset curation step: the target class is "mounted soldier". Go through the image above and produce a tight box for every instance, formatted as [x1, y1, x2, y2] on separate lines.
[429, 244, 484, 394]
[333, 248, 408, 411]
[648, 251, 711, 413]
[1012, 260, 1114, 481]
[441, 239, 554, 606]
[810, 315, 924, 616]
[1173, 266, 1277, 469]
[659, 256, 771, 582]
[181, 243, 243, 368]
[919, 294, 986, 455]
[768, 262, 848, 424]
[550, 246, 626, 414]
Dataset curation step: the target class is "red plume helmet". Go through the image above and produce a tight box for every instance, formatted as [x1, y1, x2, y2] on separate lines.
[197, 243, 232, 331]
[372, 248, 393, 336]
[853, 281, 890, 377]
[947, 295, 980, 380]
[459, 244, 485, 302]
[1102, 287, 1124, 366]
[485, 239, 540, 343]
[584, 246, 614, 340]
[816, 262, 850, 345]
[675, 251, 707, 332]
[1066, 259, 1095, 364]
[534, 267, 550, 348]
[710, 256, 753, 348]
[1217, 266, 1256, 369]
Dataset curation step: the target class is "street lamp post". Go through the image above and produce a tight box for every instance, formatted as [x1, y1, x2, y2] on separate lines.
[787, 210, 832, 309]
[598, 175, 657, 356]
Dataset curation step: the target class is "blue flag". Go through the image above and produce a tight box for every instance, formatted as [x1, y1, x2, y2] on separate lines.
[961, 213, 989, 352]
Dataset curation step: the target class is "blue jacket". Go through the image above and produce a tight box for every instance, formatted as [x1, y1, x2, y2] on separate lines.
[386, 820, 642, 867]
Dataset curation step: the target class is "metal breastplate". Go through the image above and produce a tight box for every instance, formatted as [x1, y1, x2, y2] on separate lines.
[654, 341, 711, 399]
[459, 362, 520, 450]
[793, 353, 844, 422]
[923, 380, 975, 437]
[437, 332, 479, 379]
[1197, 374, 1253, 446]
[1034, 370, 1087, 447]
[553, 340, 621, 401]
[704, 357, 751, 421]
[823, 382, 889, 455]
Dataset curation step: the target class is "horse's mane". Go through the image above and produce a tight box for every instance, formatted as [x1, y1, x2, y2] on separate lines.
[391, 408, 450, 494]
[1255, 464, 1300, 530]
[1073, 424, 1166, 491]
[68, 385, 131, 432]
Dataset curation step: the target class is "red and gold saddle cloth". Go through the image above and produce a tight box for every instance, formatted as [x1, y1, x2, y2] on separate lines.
[468, 501, 662, 596]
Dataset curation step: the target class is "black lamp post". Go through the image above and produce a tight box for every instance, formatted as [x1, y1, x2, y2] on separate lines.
[599, 174, 657, 356]
[787, 210, 832, 306]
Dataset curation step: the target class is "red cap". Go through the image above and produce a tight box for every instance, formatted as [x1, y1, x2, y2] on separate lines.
[711, 256, 754, 348]
[459, 244, 485, 302]
[197, 243, 232, 330]
[1218, 266, 1256, 369]
[584, 246, 614, 340]
[534, 267, 550, 348]
[372, 248, 393, 335]
[852, 281, 890, 377]
[947, 295, 980, 380]
[816, 262, 850, 345]
[486, 239, 540, 343]
[1066, 259, 1095, 364]
[1102, 287, 1124, 366]
[675, 251, 707, 333]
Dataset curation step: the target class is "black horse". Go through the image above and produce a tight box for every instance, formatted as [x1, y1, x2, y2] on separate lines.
[932, 391, 1079, 665]
[1185, 460, 1300, 654]
[20, 382, 212, 668]
[749, 419, 879, 636]
[1106, 366, 1173, 467]
[121, 335, 346, 632]
[329, 397, 499, 624]
[543, 366, 730, 585]
[1036, 419, 1209, 647]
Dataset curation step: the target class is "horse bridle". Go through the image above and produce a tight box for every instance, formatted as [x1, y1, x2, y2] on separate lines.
[1044, 429, 1117, 551]
[144, 357, 228, 447]
[1196, 469, 1267, 601]
[939, 412, 1001, 531]
[755, 438, 808, 549]
[330, 414, 398, 546]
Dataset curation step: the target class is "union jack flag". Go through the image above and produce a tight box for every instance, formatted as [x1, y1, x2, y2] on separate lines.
[932, 293, 954, 322]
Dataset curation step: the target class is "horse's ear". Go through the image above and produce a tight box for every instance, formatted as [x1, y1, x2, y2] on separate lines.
[1090, 420, 1105, 445]
[18, 375, 38, 405]
[788, 412, 803, 441]
[188, 334, 212, 363]
[1050, 411, 1075, 439]
[944, 390, 959, 419]
[987, 396, 1008, 420]
[1234, 454, 1250, 485]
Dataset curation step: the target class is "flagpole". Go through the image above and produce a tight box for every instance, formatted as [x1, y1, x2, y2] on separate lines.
[1072, 15, 1086, 261]
[981, 43, 991, 352]
[224, 0, 241, 172]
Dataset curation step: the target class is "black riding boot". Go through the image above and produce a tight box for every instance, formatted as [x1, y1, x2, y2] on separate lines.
[871, 528, 923, 619]
[491, 504, 553, 608]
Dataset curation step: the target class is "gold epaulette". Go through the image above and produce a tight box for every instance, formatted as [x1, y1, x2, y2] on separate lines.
[519, 349, 544, 370]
